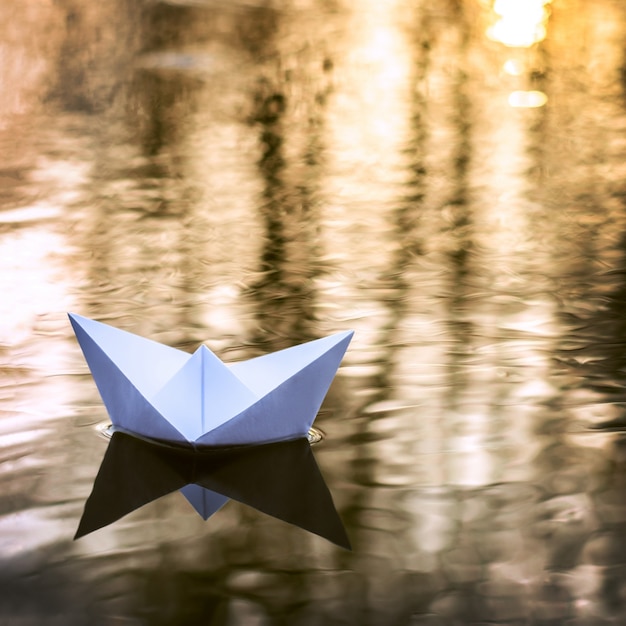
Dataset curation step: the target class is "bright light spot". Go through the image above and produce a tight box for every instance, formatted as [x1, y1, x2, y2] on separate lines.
[508, 90, 548, 108]
[0, 229, 74, 345]
[503, 59, 524, 76]
[487, 0, 552, 48]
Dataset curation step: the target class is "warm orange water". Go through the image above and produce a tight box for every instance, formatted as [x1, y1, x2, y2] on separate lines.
[2, 0, 626, 623]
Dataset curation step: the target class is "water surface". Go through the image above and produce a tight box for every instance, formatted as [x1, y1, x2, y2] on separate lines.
[2, 0, 626, 623]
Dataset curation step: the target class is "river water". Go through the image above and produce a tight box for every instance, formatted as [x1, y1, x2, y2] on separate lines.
[2, 0, 626, 624]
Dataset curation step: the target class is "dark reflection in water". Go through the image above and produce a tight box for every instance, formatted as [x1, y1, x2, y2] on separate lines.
[4, 0, 626, 623]
[77, 432, 350, 549]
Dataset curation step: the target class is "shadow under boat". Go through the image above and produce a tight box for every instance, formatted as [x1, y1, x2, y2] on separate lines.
[76, 431, 350, 549]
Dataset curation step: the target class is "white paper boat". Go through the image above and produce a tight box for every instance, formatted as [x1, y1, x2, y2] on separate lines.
[69, 313, 353, 446]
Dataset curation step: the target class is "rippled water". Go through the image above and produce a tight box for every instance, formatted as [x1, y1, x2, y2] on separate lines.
[3, 0, 626, 623]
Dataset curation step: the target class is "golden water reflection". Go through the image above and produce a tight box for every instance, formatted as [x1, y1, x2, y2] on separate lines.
[2, 0, 626, 623]
[483, 0, 552, 109]
[487, 0, 552, 48]
[508, 89, 548, 107]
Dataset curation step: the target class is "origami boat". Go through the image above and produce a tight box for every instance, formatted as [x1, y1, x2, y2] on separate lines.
[69, 313, 353, 446]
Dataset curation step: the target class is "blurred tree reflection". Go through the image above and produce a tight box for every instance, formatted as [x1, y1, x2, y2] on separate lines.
[242, 15, 335, 350]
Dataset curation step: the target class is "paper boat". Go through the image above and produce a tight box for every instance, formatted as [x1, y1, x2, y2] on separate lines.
[76, 431, 350, 549]
[68, 313, 353, 446]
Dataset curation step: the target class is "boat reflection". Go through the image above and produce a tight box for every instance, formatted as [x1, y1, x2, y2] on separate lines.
[76, 431, 350, 549]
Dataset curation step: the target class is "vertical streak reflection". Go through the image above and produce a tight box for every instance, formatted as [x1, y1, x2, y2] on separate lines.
[241, 12, 335, 351]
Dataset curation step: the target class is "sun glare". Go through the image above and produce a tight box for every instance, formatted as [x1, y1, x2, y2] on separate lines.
[508, 90, 548, 108]
[487, 0, 552, 48]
